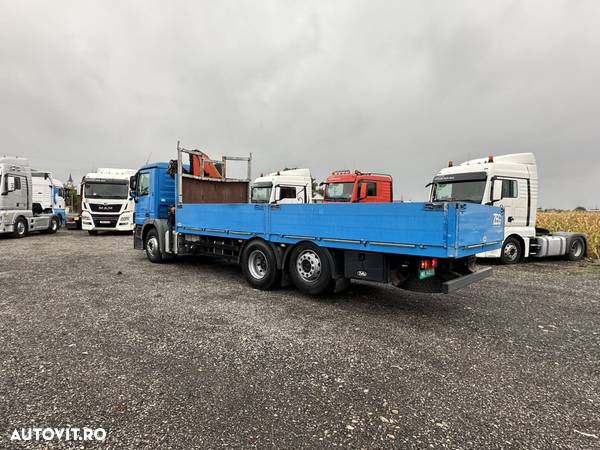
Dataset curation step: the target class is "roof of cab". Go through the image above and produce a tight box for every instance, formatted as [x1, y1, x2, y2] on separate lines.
[138, 161, 170, 171]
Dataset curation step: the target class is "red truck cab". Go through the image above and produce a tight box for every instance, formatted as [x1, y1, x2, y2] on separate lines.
[322, 170, 393, 203]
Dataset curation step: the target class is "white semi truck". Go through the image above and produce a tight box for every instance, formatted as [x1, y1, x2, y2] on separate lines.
[250, 168, 313, 204]
[80, 168, 137, 235]
[0, 157, 61, 237]
[32, 170, 66, 226]
[430, 152, 587, 264]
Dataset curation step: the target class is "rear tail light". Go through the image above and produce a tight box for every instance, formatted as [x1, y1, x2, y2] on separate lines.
[420, 258, 439, 270]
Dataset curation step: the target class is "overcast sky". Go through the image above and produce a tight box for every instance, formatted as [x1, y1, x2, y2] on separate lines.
[1, 0, 599, 208]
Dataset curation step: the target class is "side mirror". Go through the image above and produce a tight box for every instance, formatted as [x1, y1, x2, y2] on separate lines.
[129, 175, 137, 191]
[359, 183, 368, 200]
[491, 179, 503, 203]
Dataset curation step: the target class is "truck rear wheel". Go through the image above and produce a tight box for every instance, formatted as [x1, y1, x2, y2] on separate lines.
[567, 237, 586, 261]
[241, 240, 280, 290]
[500, 237, 522, 265]
[12, 217, 28, 238]
[289, 242, 334, 295]
[145, 228, 163, 263]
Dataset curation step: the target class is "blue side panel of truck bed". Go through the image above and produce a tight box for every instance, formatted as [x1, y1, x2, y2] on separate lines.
[176, 202, 504, 259]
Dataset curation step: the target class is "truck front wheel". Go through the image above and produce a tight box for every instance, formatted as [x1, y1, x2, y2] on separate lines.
[145, 228, 163, 263]
[48, 216, 59, 234]
[289, 243, 334, 295]
[241, 240, 280, 290]
[12, 217, 28, 238]
[500, 236, 522, 265]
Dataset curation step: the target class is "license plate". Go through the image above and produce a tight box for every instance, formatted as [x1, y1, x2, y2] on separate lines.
[419, 268, 435, 280]
[100, 220, 111, 224]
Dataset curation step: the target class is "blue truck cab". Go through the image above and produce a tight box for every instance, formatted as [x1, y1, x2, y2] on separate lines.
[132, 145, 504, 295]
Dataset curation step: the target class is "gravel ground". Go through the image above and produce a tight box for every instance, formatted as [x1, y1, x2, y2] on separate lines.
[0, 230, 599, 449]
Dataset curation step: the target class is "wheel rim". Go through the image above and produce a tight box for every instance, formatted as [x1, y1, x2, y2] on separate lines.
[17, 221, 25, 235]
[52, 219, 58, 231]
[571, 240, 583, 258]
[503, 242, 518, 261]
[147, 236, 158, 256]
[296, 250, 322, 282]
[248, 249, 269, 280]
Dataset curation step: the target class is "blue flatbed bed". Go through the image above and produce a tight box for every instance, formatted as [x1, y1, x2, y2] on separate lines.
[176, 202, 504, 259]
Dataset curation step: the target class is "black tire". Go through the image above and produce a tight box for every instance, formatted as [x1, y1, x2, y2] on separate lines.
[48, 216, 59, 234]
[500, 236, 522, 265]
[12, 217, 28, 238]
[567, 237, 586, 261]
[288, 242, 334, 294]
[144, 228, 163, 263]
[241, 240, 280, 290]
[88, 230, 98, 236]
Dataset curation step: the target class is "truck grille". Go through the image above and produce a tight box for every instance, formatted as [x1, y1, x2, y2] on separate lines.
[92, 214, 119, 228]
[90, 203, 122, 213]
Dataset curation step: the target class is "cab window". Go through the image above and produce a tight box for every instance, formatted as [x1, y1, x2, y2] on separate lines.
[502, 179, 518, 198]
[279, 186, 297, 200]
[360, 182, 377, 197]
[138, 172, 150, 196]
[367, 182, 376, 196]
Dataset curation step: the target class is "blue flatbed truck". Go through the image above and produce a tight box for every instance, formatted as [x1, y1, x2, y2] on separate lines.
[131, 145, 504, 295]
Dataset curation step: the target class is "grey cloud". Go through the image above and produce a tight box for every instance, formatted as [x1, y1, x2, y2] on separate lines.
[1, 0, 599, 207]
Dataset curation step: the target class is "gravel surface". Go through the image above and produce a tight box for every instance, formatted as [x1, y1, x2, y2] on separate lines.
[1, 230, 599, 449]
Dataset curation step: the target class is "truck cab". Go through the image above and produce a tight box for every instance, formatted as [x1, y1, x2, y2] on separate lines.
[31, 170, 66, 226]
[430, 153, 587, 263]
[0, 157, 61, 237]
[80, 168, 137, 235]
[251, 168, 312, 204]
[322, 170, 393, 203]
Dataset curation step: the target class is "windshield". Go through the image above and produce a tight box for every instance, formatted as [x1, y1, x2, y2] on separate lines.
[251, 186, 272, 203]
[84, 181, 129, 200]
[324, 182, 354, 202]
[432, 180, 486, 203]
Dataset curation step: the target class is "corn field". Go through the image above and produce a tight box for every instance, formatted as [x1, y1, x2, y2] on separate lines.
[537, 211, 600, 259]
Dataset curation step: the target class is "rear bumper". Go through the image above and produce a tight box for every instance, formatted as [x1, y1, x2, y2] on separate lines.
[442, 266, 493, 294]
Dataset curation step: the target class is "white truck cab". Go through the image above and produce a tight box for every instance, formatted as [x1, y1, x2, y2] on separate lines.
[0, 157, 61, 237]
[31, 170, 66, 226]
[80, 168, 137, 234]
[430, 153, 587, 264]
[251, 168, 313, 204]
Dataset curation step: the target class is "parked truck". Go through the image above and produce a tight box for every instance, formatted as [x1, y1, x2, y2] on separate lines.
[429, 153, 587, 264]
[251, 169, 313, 204]
[130, 143, 504, 295]
[31, 170, 66, 226]
[0, 157, 61, 237]
[322, 170, 393, 203]
[80, 168, 137, 235]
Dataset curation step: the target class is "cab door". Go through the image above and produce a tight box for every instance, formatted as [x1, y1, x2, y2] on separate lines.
[134, 170, 153, 224]
[275, 185, 305, 204]
[357, 181, 379, 203]
[497, 178, 526, 228]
